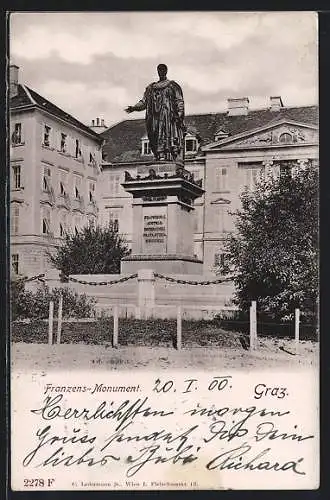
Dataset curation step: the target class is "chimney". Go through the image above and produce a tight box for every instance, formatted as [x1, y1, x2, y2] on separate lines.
[9, 64, 19, 98]
[269, 96, 284, 112]
[89, 117, 107, 132]
[227, 97, 249, 116]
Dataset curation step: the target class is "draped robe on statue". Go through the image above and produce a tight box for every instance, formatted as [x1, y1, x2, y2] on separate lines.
[133, 79, 186, 162]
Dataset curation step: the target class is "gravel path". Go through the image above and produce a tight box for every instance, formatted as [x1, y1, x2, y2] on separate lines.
[11, 339, 318, 372]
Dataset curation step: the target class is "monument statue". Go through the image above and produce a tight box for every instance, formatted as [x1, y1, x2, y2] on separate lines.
[125, 64, 186, 162]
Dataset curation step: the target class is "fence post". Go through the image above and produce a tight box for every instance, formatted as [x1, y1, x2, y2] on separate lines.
[56, 294, 63, 344]
[45, 269, 62, 291]
[137, 269, 155, 319]
[176, 306, 182, 350]
[113, 305, 118, 347]
[250, 301, 257, 350]
[295, 308, 300, 344]
[48, 301, 54, 345]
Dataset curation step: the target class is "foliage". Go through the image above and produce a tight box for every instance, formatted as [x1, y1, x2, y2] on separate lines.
[217, 161, 318, 322]
[10, 277, 34, 321]
[11, 280, 96, 320]
[47, 224, 130, 275]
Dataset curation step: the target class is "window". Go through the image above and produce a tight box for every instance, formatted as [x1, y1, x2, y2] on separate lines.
[108, 210, 119, 232]
[11, 205, 19, 234]
[12, 123, 22, 145]
[75, 139, 81, 159]
[279, 132, 293, 144]
[88, 181, 96, 202]
[59, 170, 68, 196]
[42, 207, 51, 235]
[238, 162, 263, 191]
[73, 175, 82, 199]
[185, 138, 198, 153]
[142, 140, 151, 155]
[89, 151, 97, 165]
[43, 167, 52, 192]
[11, 254, 19, 275]
[12, 165, 21, 189]
[109, 174, 121, 196]
[217, 205, 230, 232]
[43, 125, 51, 147]
[60, 133, 67, 153]
[215, 167, 228, 191]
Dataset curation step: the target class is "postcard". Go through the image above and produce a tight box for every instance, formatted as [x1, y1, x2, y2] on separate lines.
[9, 10, 319, 491]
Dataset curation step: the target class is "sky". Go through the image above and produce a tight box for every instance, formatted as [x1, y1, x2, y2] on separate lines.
[10, 11, 318, 128]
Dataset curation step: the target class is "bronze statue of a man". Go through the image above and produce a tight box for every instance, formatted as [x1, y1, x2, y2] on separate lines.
[125, 64, 186, 162]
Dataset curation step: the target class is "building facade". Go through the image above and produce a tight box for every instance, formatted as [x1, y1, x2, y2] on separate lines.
[99, 96, 318, 275]
[9, 65, 103, 277]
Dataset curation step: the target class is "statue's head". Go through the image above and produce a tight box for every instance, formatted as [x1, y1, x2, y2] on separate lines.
[157, 64, 168, 79]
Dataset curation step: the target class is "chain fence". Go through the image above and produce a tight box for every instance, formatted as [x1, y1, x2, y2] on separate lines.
[154, 272, 234, 285]
[13, 270, 234, 287]
[63, 273, 138, 286]
[14, 273, 45, 283]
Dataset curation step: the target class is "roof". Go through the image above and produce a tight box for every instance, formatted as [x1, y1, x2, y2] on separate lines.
[100, 105, 318, 163]
[10, 84, 102, 142]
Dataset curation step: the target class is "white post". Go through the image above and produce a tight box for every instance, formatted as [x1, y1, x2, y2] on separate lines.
[295, 308, 300, 344]
[113, 305, 118, 347]
[137, 269, 155, 319]
[250, 301, 257, 350]
[135, 306, 141, 320]
[56, 294, 63, 344]
[48, 301, 54, 345]
[177, 306, 182, 350]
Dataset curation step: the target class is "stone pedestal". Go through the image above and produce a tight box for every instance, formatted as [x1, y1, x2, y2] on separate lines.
[121, 162, 204, 274]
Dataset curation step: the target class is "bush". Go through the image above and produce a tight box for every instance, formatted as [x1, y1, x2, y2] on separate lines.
[10, 280, 96, 320]
[216, 161, 318, 325]
[213, 310, 318, 341]
[48, 225, 129, 275]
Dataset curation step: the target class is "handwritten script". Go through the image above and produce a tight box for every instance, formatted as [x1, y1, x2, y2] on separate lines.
[18, 374, 316, 488]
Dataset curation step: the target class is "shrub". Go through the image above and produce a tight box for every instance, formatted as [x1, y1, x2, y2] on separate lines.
[10, 280, 96, 320]
[47, 225, 129, 275]
[216, 161, 318, 325]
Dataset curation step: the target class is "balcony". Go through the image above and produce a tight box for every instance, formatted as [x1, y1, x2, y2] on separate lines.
[57, 192, 71, 210]
[72, 194, 85, 211]
[11, 132, 24, 148]
[40, 186, 55, 205]
[86, 198, 98, 216]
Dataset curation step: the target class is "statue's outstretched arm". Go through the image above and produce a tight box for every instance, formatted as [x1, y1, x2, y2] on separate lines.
[125, 90, 147, 113]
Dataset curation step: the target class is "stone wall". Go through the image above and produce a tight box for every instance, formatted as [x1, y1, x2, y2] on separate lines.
[38, 269, 235, 319]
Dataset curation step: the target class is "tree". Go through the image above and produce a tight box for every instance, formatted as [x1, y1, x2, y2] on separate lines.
[48, 225, 130, 275]
[218, 160, 318, 322]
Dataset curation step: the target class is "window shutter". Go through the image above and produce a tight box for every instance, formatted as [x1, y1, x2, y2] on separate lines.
[82, 145, 89, 164]
[52, 129, 58, 151]
[20, 123, 24, 143]
[69, 135, 75, 156]
[49, 127, 54, 148]
[42, 123, 46, 146]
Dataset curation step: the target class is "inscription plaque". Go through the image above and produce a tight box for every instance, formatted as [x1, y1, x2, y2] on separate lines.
[142, 206, 167, 254]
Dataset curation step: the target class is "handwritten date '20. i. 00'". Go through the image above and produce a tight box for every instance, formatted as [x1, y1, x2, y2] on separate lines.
[20, 376, 315, 479]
